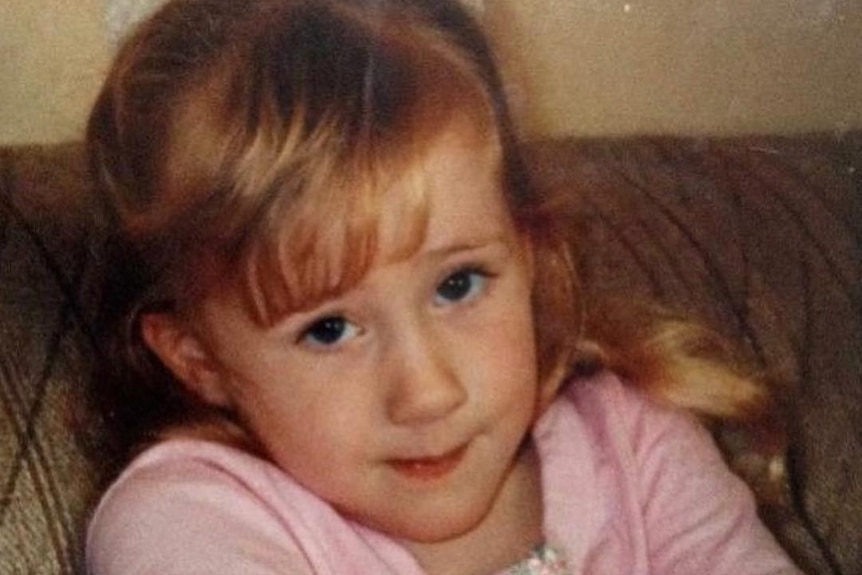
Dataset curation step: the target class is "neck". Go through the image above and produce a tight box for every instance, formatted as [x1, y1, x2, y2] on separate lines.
[405, 442, 543, 575]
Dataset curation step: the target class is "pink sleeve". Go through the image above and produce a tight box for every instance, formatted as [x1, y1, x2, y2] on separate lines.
[618, 384, 801, 575]
[86, 457, 313, 575]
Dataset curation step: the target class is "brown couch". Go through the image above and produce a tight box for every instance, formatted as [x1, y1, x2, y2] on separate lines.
[1, 133, 860, 575]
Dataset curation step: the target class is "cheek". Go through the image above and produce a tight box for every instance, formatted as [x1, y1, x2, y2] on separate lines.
[495, 276, 537, 362]
[251, 396, 373, 497]
[469, 291, 538, 405]
[230, 369, 373, 471]
[499, 288, 539, 398]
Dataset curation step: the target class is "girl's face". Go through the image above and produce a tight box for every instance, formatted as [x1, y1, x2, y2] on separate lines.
[168, 126, 538, 543]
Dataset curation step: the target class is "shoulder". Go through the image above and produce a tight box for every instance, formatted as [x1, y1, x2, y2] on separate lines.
[86, 439, 318, 575]
[546, 373, 800, 574]
[549, 371, 713, 458]
[540, 372, 737, 515]
[533, 372, 711, 569]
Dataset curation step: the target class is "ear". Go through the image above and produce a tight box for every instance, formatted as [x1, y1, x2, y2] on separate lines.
[139, 312, 233, 408]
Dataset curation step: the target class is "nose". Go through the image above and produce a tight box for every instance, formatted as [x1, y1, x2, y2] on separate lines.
[383, 319, 467, 426]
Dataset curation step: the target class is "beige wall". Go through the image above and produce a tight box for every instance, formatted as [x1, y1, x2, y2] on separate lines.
[485, 0, 862, 137]
[2, 0, 861, 144]
[0, 0, 110, 145]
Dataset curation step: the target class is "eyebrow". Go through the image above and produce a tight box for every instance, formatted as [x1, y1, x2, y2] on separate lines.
[420, 233, 512, 260]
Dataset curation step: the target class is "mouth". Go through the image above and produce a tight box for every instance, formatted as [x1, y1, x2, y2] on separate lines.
[388, 444, 469, 481]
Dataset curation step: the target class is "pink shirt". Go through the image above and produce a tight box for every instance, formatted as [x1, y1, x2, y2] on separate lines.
[87, 373, 801, 574]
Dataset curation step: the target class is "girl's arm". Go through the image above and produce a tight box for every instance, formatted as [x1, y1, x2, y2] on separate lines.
[86, 452, 314, 575]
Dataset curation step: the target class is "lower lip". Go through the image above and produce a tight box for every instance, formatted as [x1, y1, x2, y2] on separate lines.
[389, 445, 469, 481]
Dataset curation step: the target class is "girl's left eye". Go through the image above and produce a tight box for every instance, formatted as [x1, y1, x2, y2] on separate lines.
[299, 316, 359, 348]
[434, 268, 489, 305]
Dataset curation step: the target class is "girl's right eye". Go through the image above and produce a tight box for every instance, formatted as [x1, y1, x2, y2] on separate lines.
[299, 316, 358, 348]
[434, 267, 489, 306]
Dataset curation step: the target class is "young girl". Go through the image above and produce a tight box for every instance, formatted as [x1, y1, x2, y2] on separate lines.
[85, 0, 801, 573]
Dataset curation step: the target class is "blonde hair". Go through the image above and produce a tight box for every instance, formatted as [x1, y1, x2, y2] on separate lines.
[87, 0, 766, 462]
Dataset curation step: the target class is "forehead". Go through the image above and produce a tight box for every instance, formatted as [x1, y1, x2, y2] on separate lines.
[377, 125, 509, 260]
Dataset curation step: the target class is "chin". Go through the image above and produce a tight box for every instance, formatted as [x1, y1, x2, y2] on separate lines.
[371, 494, 495, 544]
[402, 514, 482, 543]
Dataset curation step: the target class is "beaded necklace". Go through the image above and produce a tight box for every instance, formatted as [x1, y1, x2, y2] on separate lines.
[507, 544, 570, 575]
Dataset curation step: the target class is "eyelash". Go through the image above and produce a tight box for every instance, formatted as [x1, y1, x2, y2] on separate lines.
[296, 264, 496, 349]
[297, 315, 358, 349]
[433, 265, 493, 306]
